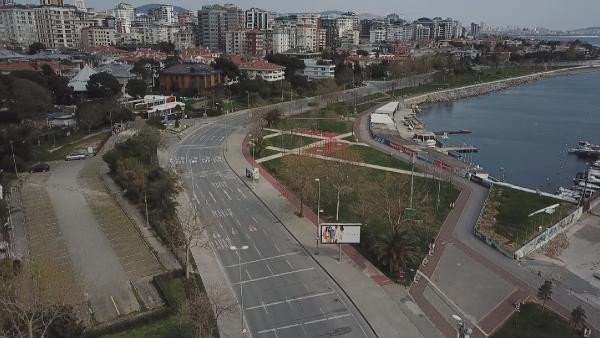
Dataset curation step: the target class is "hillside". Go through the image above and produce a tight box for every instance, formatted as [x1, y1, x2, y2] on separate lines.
[136, 4, 190, 14]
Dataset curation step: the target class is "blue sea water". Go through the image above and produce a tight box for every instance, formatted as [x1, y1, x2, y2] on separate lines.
[420, 71, 600, 192]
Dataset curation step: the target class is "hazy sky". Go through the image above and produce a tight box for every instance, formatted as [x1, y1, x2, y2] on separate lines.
[16, 0, 600, 30]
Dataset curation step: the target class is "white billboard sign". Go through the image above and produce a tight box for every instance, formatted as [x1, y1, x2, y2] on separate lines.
[320, 224, 361, 244]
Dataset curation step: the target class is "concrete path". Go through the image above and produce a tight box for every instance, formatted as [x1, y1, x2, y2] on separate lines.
[46, 160, 139, 323]
[226, 127, 440, 338]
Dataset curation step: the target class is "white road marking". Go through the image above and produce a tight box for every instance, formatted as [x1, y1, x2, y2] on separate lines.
[224, 252, 300, 268]
[232, 227, 238, 235]
[273, 243, 281, 253]
[208, 191, 217, 203]
[237, 187, 247, 199]
[251, 216, 258, 224]
[256, 313, 352, 335]
[246, 291, 335, 311]
[233, 267, 314, 285]
[265, 263, 274, 275]
[223, 190, 233, 200]
[285, 259, 294, 270]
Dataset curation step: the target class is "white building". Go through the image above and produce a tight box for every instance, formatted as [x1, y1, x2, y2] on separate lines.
[296, 15, 319, 52]
[111, 3, 135, 34]
[0, 6, 39, 47]
[369, 28, 386, 44]
[157, 4, 176, 26]
[272, 21, 295, 54]
[81, 26, 115, 48]
[302, 58, 335, 80]
[239, 60, 285, 82]
[245, 8, 269, 30]
[174, 27, 196, 50]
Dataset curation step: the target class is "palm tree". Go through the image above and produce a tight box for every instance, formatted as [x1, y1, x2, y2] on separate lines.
[537, 280, 553, 313]
[374, 226, 419, 278]
[571, 305, 587, 338]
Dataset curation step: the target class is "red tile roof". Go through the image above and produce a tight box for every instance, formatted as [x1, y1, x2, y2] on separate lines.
[239, 60, 285, 71]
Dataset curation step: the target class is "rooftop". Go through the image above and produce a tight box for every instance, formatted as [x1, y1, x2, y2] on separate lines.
[239, 60, 285, 71]
[161, 63, 221, 76]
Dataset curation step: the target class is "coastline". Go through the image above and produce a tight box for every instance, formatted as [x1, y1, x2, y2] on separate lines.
[404, 63, 600, 106]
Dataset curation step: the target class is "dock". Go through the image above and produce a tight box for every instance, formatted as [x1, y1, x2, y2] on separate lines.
[440, 146, 479, 153]
[433, 130, 472, 135]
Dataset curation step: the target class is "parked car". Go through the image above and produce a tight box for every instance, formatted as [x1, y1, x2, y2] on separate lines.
[29, 163, 50, 173]
[65, 150, 87, 161]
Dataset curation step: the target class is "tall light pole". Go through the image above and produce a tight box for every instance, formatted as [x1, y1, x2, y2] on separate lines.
[230, 245, 249, 336]
[249, 134, 255, 190]
[315, 178, 321, 255]
[409, 153, 415, 209]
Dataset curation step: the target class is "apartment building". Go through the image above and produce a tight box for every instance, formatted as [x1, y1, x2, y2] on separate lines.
[0, 5, 39, 46]
[34, 5, 77, 48]
[197, 4, 244, 51]
[81, 26, 115, 48]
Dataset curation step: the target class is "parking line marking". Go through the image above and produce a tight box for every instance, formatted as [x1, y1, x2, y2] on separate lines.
[246, 291, 335, 310]
[223, 190, 232, 200]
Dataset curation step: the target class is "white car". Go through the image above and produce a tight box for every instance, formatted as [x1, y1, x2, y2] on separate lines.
[65, 151, 87, 161]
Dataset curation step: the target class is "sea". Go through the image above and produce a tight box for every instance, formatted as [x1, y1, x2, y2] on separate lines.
[520, 35, 600, 47]
[420, 71, 600, 193]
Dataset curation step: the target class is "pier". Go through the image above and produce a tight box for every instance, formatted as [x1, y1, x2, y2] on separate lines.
[440, 145, 479, 153]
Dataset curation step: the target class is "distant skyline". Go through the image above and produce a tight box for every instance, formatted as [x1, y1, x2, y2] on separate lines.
[15, 0, 600, 31]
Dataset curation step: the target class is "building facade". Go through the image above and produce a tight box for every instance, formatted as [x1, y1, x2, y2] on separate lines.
[159, 63, 223, 96]
[0, 5, 39, 46]
[81, 26, 115, 48]
[34, 5, 77, 48]
[239, 60, 284, 82]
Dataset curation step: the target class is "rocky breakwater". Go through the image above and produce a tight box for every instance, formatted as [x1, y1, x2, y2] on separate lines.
[404, 65, 600, 106]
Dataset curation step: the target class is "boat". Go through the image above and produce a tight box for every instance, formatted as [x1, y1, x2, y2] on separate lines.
[577, 181, 600, 190]
[573, 186, 596, 198]
[568, 141, 600, 158]
[557, 187, 581, 199]
[592, 160, 600, 168]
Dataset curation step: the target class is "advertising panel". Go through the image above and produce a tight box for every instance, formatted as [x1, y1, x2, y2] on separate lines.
[320, 224, 361, 244]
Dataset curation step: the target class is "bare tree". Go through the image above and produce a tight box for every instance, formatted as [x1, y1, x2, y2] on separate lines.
[182, 282, 236, 338]
[0, 259, 77, 338]
[326, 152, 359, 221]
[176, 207, 210, 279]
[280, 155, 323, 217]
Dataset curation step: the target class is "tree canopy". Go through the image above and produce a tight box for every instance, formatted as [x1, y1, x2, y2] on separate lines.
[125, 79, 147, 99]
[86, 72, 122, 99]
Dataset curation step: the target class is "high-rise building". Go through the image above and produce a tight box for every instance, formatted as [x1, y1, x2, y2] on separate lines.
[0, 5, 39, 46]
[157, 4, 176, 25]
[245, 8, 269, 30]
[111, 3, 135, 34]
[34, 5, 77, 48]
[470, 23, 480, 39]
[197, 4, 243, 51]
[319, 17, 338, 49]
[81, 26, 115, 48]
[245, 29, 264, 56]
[272, 20, 295, 54]
[225, 30, 245, 55]
[296, 14, 318, 52]
[1, 0, 15, 6]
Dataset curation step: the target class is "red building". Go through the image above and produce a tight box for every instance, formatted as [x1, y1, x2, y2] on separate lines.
[245, 30, 265, 57]
[159, 63, 224, 96]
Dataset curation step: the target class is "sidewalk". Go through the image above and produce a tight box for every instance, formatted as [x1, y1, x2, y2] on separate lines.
[224, 127, 442, 338]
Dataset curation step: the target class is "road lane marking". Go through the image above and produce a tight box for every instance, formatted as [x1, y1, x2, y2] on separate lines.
[224, 252, 299, 268]
[233, 267, 314, 285]
[257, 313, 352, 335]
[223, 190, 233, 200]
[273, 243, 280, 253]
[265, 263, 274, 275]
[208, 191, 217, 203]
[237, 187, 247, 199]
[246, 291, 335, 310]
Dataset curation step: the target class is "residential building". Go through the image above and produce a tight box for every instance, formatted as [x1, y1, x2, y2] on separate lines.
[245, 29, 264, 56]
[159, 63, 224, 96]
[111, 3, 135, 34]
[156, 4, 176, 25]
[319, 17, 338, 48]
[245, 8, 268, 30]
[1, 1, 15, 6]
[296, 14, 319, 52]
[272, 24, 295, 54]
[302, 58, 335, 80]
[239, 60, 285, 82]
[174, 26, 196, 50]
[339, 29, 359, 48]
[470, 22, 480, 39]
[177, 11, 196, 25]
[81, 26, 115, 48]
[0, 5, 39, 47]
[34, 5, 77, 48]
[413, 23, 431, 41]
[225, 29, 245, 55]
[197, 4, 243, 51]
[369, 28, 386, 44]
[40, 0, 63, 6]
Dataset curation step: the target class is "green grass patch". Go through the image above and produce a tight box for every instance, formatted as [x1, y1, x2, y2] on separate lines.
[272, 102, 354, 134]
[102, 315, 189, 338]
[491, 303, 578, 338]
[341, 135, 357, 142]
[264, 134, 319, 150]
[261, 155, 459, 284]
[32, 130, 111, 162]
[329, 145, 415, 171]
[480, 185, 577, 250]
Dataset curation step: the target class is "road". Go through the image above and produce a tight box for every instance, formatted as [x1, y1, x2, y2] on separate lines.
[174, 114, 375, 338]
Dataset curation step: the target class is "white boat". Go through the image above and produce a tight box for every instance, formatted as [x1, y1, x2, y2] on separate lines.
[578, 181, 600, 190]
[593, 160, 600, 168]
[558, 187, 581, 199]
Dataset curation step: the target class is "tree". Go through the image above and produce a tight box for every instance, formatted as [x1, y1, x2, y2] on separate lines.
[154, 41, 175, 54]
[0, 77, 52, 122]
[537, 280, 553, 312]
[374, 226, 419, 277]
[570, 305, 587, 337]
[212, 57, 240, 80]
[280, 155, 323, 217]
[0, 259, 76, 338]
[265, 54, 305, 78]
[326, 152, 358, 221]
[182, 282, 235, 338]
[28, 42, 45, 55]
[263, 108, 281, 128]
[86, 72, 122, 99]
[176, 207, 209, 279]
[125, 78, 147, 98]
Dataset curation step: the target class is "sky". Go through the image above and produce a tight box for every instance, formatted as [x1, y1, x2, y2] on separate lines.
[16, 0, 600, 31]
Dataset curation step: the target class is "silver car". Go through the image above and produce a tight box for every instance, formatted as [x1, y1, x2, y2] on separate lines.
[65, 151, 88, 161]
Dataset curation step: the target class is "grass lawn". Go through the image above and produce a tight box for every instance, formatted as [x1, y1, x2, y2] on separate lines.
[101, 271, 217, 338]
[33, 130, 111, 162]
[329, 145, 415, 171]
[491, 303, 577, 338]
[260, 155, 459, 283]
[257, 148, 281, 159]
[263, 133, 319, 150]
[272, 102, 357, 134]
[102, 315, 189, 338]
[341, 135, 357, 142]
[480, 186, 577, 250]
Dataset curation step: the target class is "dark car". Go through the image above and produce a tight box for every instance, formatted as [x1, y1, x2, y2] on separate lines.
[29, 163, 50, 173]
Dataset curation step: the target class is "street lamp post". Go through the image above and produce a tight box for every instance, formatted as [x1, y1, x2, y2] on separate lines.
[9, 140, 17, 177]
[315, 178, 321, 255]
[249, 134, 255, 190]
[230, 245, 249, 336]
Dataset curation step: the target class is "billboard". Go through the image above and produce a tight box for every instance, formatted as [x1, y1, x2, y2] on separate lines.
[320, 224, 361, 244]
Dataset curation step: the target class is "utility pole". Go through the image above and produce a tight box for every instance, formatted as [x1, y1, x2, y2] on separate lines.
[410, 154, 415, 209]
[9, 141, 17, 178]
[315, 178, 321, 255]
[230, 245, 249, 337]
